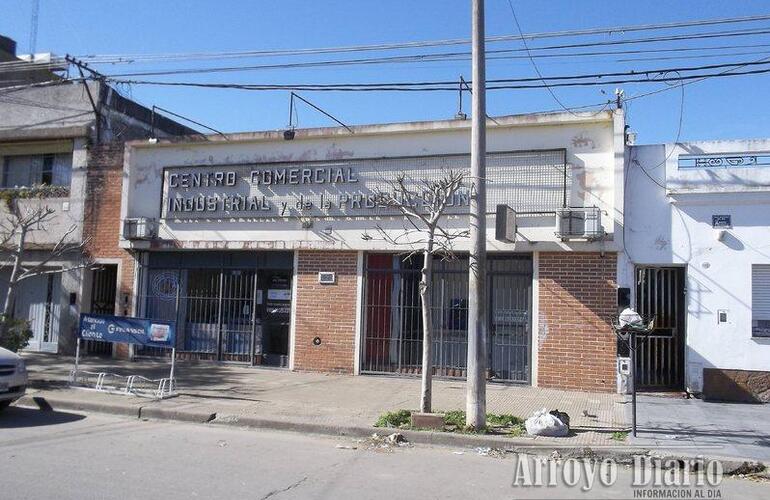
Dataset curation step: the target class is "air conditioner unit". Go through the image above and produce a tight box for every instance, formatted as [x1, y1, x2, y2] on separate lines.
[555, 207, 604, 240]
[122, 217, 157, 240]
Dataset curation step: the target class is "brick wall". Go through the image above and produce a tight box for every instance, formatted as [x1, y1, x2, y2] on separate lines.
[538, 252, 617, 392]
[84, 143, 135, 358]
[293, 251, 358, 373]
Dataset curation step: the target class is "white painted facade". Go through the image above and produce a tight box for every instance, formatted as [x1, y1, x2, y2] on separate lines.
[120, 111, 626, 254]
[620, 139, 770, 393]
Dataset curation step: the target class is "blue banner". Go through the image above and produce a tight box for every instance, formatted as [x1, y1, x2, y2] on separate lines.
[78, 314, 176, 348]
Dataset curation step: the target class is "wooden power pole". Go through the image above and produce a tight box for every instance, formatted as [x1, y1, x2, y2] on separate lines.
[466, 0, 487, 429]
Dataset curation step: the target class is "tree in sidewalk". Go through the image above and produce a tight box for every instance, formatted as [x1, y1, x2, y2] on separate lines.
[0, 191, 94, 351]
[363, 170, 469, 413]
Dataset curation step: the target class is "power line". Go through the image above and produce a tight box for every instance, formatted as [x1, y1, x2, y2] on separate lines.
[103, 65, 770, 93]
[62, 26, 770, 79]
[3, 25, 770, 77]
[505, 0, 589, 116]
[102, 58, 770, 91]
[73, 13, 770, 64]
[91, 41, 770, 79]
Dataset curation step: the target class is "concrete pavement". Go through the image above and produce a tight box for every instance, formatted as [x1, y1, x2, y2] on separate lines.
[630, 394, 770, 462]
[1, 407, 767, 500]
[21, 352, 627, 449]
[16, 353, 770, 463]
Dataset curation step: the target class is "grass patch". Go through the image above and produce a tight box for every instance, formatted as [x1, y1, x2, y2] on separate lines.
[442, 410, 467, 428]
[611, 431, 629, 442]
[374, 409, 527, 437]
[374, 409, 412, 428]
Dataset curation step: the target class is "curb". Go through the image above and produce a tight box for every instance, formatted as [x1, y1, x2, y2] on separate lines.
[211, 414, 376, 439]
[140, 406, 217, 424]
[13, 396, 766, 473]
[16, 394, 141, 419]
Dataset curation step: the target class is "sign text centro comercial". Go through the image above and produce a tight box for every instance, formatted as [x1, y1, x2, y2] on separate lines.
[78, 313, 176, 348]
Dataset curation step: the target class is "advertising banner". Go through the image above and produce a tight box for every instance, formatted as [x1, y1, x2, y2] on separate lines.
[78, 314, 176, 348]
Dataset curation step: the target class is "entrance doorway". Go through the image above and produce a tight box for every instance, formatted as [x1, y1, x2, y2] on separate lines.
[86, 265, 118, 356]
[138, 251, 294, 365]
[14, 273, 61, 353]
[634, 266, 686, 390]
[260, 271, 292, 367]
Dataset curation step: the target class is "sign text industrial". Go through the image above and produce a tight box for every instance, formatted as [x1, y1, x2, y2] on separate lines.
[161, 151, 568, 221]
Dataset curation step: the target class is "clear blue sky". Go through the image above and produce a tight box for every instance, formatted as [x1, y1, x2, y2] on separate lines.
[2, 0, 770, 143]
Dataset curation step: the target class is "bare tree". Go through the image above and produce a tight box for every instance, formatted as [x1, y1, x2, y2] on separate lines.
[363, 170, 469, 413]
[0, 199, 94, 345]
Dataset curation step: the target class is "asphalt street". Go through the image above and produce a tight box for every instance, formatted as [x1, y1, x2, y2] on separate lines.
[0, 406, 767, 500]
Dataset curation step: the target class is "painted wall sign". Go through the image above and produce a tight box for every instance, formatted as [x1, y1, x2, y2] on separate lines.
[678, 153, 770, 170]
[78, 313, 176, 348]
[712, 214, 732, 228]
[161, 151, 567, 221]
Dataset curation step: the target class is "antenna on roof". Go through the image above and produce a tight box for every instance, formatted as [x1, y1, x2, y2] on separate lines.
[28, 0, 39, 60]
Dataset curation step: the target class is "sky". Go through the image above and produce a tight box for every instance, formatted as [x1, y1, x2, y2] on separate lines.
[2, 0, 770, 144]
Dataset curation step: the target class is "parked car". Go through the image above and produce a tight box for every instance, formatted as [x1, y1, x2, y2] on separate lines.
[0, 347, 27, 411]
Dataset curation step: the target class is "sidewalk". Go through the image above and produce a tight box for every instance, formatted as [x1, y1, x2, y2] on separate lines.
[629, 394, 770, 462]
[19, 353, 627, 450]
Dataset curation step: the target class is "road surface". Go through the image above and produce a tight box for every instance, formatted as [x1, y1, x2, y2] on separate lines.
[1, 405, 767, 499]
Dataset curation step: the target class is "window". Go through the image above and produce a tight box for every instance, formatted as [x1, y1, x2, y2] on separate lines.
[1, 153, 72, 188]
[752, 265, 770, 338]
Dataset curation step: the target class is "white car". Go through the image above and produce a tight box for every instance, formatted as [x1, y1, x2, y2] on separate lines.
[0, 347, 27, 410]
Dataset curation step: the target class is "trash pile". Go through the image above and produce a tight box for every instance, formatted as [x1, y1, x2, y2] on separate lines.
[337, 432, 411, 453]
[524, 408, 571, 437]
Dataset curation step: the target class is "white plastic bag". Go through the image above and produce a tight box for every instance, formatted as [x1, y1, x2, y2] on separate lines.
[525, 408, 569, 437]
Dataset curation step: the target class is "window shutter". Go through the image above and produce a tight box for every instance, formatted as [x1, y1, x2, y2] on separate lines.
[752, 265, 770, 321]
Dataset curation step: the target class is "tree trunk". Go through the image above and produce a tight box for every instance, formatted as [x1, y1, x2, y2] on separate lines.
[0, 226, 24, 344]
[2, 227, 25, 320]
[419, 244, 434, 413]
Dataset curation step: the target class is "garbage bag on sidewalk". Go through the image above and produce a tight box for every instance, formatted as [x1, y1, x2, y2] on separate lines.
[525, 408, 569, 437]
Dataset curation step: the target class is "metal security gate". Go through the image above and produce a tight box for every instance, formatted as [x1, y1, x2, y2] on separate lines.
[361, 254, 532, 383]
[86, 265, 118, 356]
[137, 261, 293, 366]
[488, 258, 532, 382]
[635, 267, 686, 390]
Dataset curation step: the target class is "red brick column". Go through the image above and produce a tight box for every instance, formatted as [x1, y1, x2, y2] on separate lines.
[537, 252, 617, 392]
[293, 251, 358, 373]
[85, 143, 136, 359]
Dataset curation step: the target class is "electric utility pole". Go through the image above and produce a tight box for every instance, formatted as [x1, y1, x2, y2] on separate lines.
[466, 0, 487, 429]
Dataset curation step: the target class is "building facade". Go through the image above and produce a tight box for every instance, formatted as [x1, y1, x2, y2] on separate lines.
[120, 110, 626, 392]
[0, 35, 193, 355]
[621, 139, 770, 402]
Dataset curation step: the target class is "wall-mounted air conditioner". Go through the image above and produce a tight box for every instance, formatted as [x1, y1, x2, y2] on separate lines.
[555, 207, 604, 240]
[122, 218, 157, 240]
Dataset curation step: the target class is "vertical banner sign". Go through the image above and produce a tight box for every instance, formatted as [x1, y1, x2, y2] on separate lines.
[79, 313, 176, 348]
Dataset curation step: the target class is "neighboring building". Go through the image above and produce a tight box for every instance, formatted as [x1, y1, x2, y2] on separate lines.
[621, 139, 770, 402]
[120, 110, 627, 392]
[0, 35, 194, 355]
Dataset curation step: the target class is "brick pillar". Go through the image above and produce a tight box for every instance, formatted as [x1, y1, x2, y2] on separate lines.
[537, 252, 617, 392]
[84, 143, 136, 360]
[293, 251, 358, 373]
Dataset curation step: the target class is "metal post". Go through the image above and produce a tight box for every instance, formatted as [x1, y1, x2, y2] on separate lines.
[466, 0, 488, 429]
[169, 347, 176, 388]
[630, 329, 637, 437]
[73, 337, 81, 382]
[250, 272, 259, 366]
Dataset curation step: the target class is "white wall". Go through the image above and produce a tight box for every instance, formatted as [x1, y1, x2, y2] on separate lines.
[621, 140, 770, 393]
[122, 111, 624, 254]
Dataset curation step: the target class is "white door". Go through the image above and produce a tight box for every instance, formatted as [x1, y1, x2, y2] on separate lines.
[15, 274, 61, 353]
